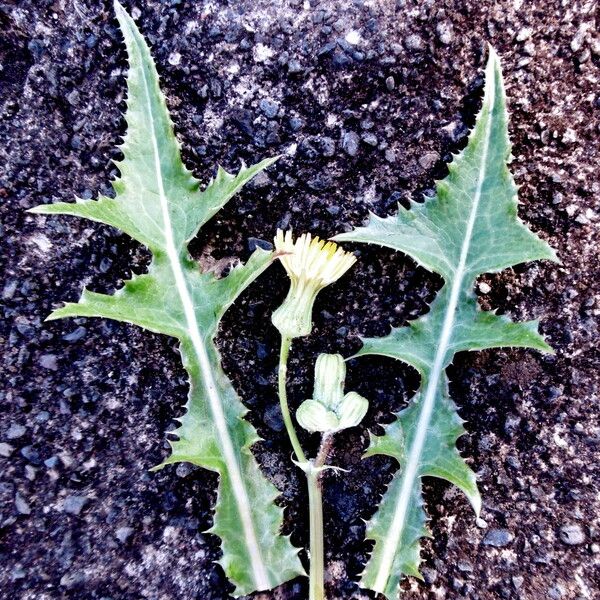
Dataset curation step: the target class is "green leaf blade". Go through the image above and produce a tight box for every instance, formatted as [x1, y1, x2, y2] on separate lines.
[334, 206, 456, 280]
[32, 2, 302, 594]
[158, 341, 303, 596]
[335, 47, 556, 597]
[360, 473, 427, 596]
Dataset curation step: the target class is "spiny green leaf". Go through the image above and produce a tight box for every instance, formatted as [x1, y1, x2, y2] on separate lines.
[30, 2, 302, 595]
[334, 47, 557, 598]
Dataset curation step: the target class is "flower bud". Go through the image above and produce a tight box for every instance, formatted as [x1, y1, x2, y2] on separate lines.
[336, 392, 369, 430]
[296, 353, 369, 433]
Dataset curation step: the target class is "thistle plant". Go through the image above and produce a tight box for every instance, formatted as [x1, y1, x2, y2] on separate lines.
[270, 231, 365, 600]
[28, 1, 556, 596]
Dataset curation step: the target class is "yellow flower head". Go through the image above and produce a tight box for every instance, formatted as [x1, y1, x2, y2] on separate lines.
[272, 230, 356, 338]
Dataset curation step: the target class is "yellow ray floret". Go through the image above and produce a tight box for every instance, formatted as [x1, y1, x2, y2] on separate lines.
[274, 230, 356, 288]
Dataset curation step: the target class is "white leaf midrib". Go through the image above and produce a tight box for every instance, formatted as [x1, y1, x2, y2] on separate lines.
[131, 32, 270, 591]
[370, 65, 496, 594]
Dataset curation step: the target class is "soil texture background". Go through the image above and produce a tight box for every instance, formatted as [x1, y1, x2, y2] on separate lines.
[1, 0, 599, 599]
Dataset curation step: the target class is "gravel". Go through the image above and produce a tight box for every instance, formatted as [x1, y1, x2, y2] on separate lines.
[1, 0, 598, 598]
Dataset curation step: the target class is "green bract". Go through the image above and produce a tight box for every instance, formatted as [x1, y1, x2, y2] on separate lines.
[334, 48, 557, 598]
[29, 2, 302, 595]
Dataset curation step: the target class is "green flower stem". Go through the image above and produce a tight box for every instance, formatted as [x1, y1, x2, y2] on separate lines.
[307, 433, 334, 600]
[277, 336, 307, 464]
[306, 466, 324, 600]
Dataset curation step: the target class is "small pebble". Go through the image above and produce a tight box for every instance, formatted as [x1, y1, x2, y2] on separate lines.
[421, 566, 437, 584]
[21, 446, 41, 464]
[250, 171, 270, 189]
[253, 43, 274, 62]
[115, 526, 135, 543]
[362, 133, 378, 147]
[99, 257, 112, 273]
[44, 456, 59, 469]
[36, 411, 50, 423]
[320, 136, 336, 157]
[436, 21, 454, 44]
[39, 354, 58, 370]
[548, 584, 565, 599]
[559, 523, 585, 545]
[63, 327, 86, 342]
[247, 237, 273, 252]
[483, 528, 513, 547]
[167, 51, 181, 66]
[562, 128, 578, 144]
[287, 59, 303, 74]
[259, 98, 279, 119]
[6, 424, 26, 440]
[419, 151, 440, 170]
[385, 76, 395, 91]
[341, 131, 360, 157]
[263, 405, 284, 431]
[63, 495, 89, 516]
[175, 462, 195, 478]
[15, 492, 31, 515]
[289, 116, 303, 131]
[405, 34, 424, 51]
[59, 571, 86, 589]
[256, 342, 269, 360]
[345, 30, 361, 45]
[0, 442, 14, 457]
[516, 27, 533, 42]
[457, 559, 473, 573]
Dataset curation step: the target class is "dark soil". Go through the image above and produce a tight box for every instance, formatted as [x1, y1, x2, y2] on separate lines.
[1, 1, 598, 599]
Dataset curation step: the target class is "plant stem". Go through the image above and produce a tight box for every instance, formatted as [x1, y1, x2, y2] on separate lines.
[278, 335, 307, 463]
[307, 433, 334, 600]
[307, 465, 324, 600]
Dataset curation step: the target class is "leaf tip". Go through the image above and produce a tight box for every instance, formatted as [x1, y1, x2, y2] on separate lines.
[113, 0, 126, 17]
[44, 309, 64, 322]
[486, 43, 500, 64]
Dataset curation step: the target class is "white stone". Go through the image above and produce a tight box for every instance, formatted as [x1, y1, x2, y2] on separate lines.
[345, 30, 361, 45]
[253, 43, 274, 62]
